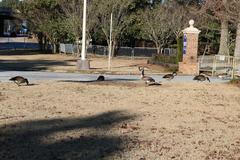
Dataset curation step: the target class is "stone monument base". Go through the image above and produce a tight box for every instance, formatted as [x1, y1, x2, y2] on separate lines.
[179, 62, 199, 75]
[77, 59, 90, 70]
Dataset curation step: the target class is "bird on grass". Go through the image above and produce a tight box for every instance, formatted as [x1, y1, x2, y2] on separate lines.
[97, 75, 105, 81]
[9, 76, 29, 86]
[138, 67, 161, 86]
[193, 74, 210, 82]
[162, 72, 177, 81]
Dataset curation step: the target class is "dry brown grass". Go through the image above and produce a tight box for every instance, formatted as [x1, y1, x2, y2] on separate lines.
[0, 81, 240, 159]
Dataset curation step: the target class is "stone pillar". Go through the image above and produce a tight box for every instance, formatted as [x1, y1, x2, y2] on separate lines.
[179, 20, 201, 75]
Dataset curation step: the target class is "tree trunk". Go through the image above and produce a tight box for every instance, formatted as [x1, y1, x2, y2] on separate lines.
[156, 47, 161, 55]
[52, 43, 57, 54]
[38, 33, 43, 51]
[44, 36, 48, 51]
[112, 39, 117, 57]
[154, 41, 161, 54]
[218, 19, 229, 55]
[234, 22, 240, 57]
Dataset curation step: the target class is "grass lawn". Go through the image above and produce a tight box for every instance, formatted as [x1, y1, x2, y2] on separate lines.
[0, 81, 239, 159]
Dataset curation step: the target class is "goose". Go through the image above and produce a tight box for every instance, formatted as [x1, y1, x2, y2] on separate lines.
[193, 74, 210, 82]
[217, 68, 232, 79]
[162, 72, 177, 80]
[97, 75, 105, 81]
[9, 76, 29, 86]
[138, 67, 160, 85]
[235, 75, 240, 79]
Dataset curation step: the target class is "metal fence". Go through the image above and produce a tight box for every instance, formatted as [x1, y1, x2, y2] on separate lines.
[233, 56, 240, 77]
[199, 55, 240, 78]
[59, 43, 78, 55]
[59, 43, 177, 58]
[199, 55, 214, 72]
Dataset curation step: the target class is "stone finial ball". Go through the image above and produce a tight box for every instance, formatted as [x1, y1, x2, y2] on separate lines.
[189, 20, 195, 26]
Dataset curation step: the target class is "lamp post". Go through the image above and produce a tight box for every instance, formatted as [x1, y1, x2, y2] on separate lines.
[77, 0, 90, 70]
[108, 12, 113, 70]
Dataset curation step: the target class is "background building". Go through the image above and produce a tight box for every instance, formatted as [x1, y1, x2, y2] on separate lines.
[0, 7, 27, 37]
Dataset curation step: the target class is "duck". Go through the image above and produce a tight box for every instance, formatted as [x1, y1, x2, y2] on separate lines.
[97, 75, 105, 81]
[138, 67, 160, 85]
[9, 76, 29, 86]
[162, 72, 177, 80]
[193, 74, 210, 82]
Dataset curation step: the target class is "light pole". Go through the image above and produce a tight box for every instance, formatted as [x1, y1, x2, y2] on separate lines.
[108, 12, 113, 70]
[77, 0, 90, 70]
[81, 0, 87, 61]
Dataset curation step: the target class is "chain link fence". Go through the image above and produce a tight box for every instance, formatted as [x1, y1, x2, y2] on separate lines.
[59, 43, 177, 58]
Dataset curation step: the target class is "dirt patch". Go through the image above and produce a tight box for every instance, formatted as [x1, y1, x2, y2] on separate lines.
[0, 81, 240, 159]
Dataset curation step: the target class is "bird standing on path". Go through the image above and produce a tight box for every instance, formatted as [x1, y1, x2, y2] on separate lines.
[138, 67, 160, 86]
[193, 74, 211, 82]
[217, 68, 232, 79]
[9, 76, 29, 86]
[162, 72, 177, 81]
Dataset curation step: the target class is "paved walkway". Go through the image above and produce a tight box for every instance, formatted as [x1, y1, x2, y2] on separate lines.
[0, 71, 230, 83]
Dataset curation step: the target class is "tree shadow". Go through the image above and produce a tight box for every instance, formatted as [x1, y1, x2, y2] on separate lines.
[0, 50, 75, 71]
[59, 78, 139, 83]
[92, 64, 140, 70]
[0, 59, 73, 71]
[0, 50, 46, 56]
[0, 111, 136, 160]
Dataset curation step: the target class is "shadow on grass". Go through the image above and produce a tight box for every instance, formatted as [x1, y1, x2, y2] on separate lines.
[0, 59, 73, 71]
[58, 78, 139, 83]
[92, 64, 140, 70]
[8, 83, 39, 87]
[0, 50, 49, 56]
[0, 50, 76, 71]
[0, 111, 135, 160]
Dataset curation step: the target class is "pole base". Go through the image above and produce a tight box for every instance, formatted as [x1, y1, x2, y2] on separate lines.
[77, 59, 90, 70]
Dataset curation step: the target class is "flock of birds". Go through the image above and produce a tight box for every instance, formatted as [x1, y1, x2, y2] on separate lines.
[8, 66, 211, 87]
[138, 66, 210, 86]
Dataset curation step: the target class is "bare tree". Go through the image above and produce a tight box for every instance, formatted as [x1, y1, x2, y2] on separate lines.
[60, 0, 97, 55]
[202, 0, 229, 55]
[168, 2, 189, 40]
[167, 1, 190, 62]
[139, 4, 173, 54]
[60, 0, 83, 55]
[91, 0, 134, 56]
[224, 0, 240, 57]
